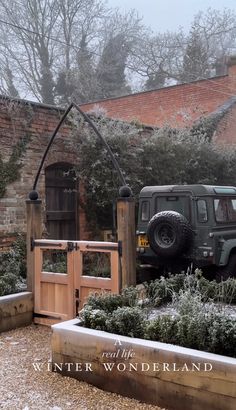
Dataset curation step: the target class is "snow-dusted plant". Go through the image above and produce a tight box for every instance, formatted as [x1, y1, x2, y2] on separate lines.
[69, 113, 236, 232]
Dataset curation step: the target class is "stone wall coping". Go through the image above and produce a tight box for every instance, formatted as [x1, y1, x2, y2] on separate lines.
[0, 291, 32, 303]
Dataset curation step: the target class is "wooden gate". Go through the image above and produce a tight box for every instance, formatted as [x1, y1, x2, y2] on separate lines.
[33, 239, 120, 325]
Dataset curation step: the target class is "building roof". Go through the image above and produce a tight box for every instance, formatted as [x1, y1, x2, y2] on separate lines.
[0, 94, 64, 112]
[140, 185, 236, 197]
[80, 61, 236, 128]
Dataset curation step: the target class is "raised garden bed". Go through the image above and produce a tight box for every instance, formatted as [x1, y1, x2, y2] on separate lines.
[51, 318, 236, 410]
[51, 275, 236, 409]
[0, 291, 33, 333]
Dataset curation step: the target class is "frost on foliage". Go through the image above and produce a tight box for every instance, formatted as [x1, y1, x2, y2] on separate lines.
[68, 113, 236, 233]
[86, 104, 107, 118]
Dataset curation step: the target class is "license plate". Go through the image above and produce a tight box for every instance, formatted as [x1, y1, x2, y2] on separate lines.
[138, 235, 149, 247]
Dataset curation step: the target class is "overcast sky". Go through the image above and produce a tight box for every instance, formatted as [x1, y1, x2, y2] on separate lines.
[107, 0, 236, 32]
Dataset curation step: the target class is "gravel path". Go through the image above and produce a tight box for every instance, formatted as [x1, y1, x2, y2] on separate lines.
[0, 325, 166, 410]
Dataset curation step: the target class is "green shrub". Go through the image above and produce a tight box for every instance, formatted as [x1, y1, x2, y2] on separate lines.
[216, 279, 236, 304]
[208, 315, 236, 357]
[144, 272, 236, 306]
[145, 315, 178, 344]
[85, 293, 125, 313]
[0, 235, 27, 296]
[80, 306, 108, 331]
[12, 234, 27, 278]
[145, 290, 236, 357]
[80, 290, 143, 336]
[85, 287, 139, 313]
[80, 272, 236, 357]
[121, 287, 139, 307]
[106, 306, 146, 338]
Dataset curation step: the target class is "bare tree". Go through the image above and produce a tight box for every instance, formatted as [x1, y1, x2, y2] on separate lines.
[180, 28, 210, 83]
[0, 0, 143, 103]
[1, 2, 234, 103]
[55, 0, 106, 104]
[129, 8, 236, 89]
[181, 8, 236, 82]
[95, 10, 142, 98]
[0, 0, 60, 103]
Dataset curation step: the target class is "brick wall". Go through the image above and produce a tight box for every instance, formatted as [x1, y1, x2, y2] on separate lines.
[0, 98, 90, 246]
[81, 63, 236, 132]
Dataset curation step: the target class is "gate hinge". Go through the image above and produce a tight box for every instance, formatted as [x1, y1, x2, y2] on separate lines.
[118, 240, 122, 257]
[67, 241, 78, 252]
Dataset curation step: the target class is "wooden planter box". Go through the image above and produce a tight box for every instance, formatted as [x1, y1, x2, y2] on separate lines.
[51, 319, 236, 410]
[0, 292, 33, 333]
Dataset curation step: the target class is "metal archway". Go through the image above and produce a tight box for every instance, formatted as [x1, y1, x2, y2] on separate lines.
[29, 102, 131, 200]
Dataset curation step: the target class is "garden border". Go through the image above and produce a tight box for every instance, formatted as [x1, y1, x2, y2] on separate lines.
[51, 318, 236, 410]
[0, 291, 33, 333]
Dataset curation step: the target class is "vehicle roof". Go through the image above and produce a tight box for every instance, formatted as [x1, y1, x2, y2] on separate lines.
[140, 185, 236, 197]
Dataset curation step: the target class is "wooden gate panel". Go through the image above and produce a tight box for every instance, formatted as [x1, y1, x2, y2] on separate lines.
[73, 241, 120, 311]
[34, 240, 75, 325]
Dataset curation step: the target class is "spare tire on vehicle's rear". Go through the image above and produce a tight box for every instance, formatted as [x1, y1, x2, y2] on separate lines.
[147, 211, 193, 258]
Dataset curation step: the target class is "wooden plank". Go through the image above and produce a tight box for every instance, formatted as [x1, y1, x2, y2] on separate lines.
[41, 282, 53, 312]
[110, 251, 120, 292]
[117, 198, 136, 287]
[34, 317, 61, 326]
[67, 251, 76, 318]
[34, 309, 68, 320]
[79, 276, 112, 289]
[54, 284, 68, 315]
[45, 177, 75, 188]
[46, 211, 75, 221]
[40, 272, 68, 284]
[34, 247, 43, 312]
[26, 200, 43, 293]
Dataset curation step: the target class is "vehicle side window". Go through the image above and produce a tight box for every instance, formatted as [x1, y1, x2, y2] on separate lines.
[228, 199, 236, 222]
[141, 201, 150, 221]
[197, 199, 208, 222]
[214, 198, 236, 222]
[214, 199, 228, 222]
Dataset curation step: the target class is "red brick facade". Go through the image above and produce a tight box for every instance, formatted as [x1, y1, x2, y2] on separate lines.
[81, 63, 236, 133]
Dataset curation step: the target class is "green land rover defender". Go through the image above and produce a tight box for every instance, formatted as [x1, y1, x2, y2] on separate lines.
[136, 185, 236, 280]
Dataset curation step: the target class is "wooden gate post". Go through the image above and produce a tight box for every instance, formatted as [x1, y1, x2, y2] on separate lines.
[117, 189, 136, 288]
[26, 198, 42, 293]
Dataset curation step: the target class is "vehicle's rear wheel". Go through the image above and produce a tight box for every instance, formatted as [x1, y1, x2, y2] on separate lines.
[215, 253, 236, 282]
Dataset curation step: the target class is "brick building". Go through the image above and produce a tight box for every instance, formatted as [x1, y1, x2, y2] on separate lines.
[0, 98, 89, 247]
[81, 57, 236, 144]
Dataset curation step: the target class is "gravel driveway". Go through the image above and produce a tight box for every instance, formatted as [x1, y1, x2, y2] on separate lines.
[0, 325, 166, 410]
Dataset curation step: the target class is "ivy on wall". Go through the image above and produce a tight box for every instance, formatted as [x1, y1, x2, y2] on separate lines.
[0, 134, 31, 198]
[0, 99, 34, 198]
